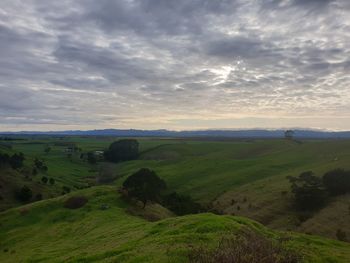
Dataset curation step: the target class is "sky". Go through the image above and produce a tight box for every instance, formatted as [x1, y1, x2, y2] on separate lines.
[0, 0, 350, 131]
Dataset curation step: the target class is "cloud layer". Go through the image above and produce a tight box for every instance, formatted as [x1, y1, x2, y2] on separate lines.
[0, 0, 349, 130]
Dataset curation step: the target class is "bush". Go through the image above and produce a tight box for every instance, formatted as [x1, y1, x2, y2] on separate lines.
[162, 192, 203, 215]
[87, 152, 97, 164]
[64, 196, 88, 209]
[49, 178, 55, 185]
[15, 186, 32, 202]
[9, 153, 25, 169]
[323, 169, 350, 196]
[188, 229, 301, 263]
[41, 176, 48, 184]
[336, 229, 347, 242]
[62, 186, 71, 194]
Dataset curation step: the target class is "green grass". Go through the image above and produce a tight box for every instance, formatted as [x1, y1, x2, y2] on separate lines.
[0, 186, 349, 263]
[2, 137, 350, 240]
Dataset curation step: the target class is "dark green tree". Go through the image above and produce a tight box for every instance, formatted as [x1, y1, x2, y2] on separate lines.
[123, 168, 166, 208]
[323, 169, 350, 196]
[9, 153, 25, 169]
[104, 139, 139, 163]
[49, 178, 55, 185]
[16, 186, 32, 202]
[41, 176, 48, 184]
[162, 192, 202, 215]
[288, 171, 328, 210]
[87, 152, 97, 164]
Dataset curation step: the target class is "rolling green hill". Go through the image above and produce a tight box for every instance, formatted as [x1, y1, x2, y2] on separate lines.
[1, 186, 349, 263]
[2, 137, 350, 241]
[114, 139, 350, 239]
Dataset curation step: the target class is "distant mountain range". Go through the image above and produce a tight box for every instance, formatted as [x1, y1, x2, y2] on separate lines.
[1, 129, 350, 139]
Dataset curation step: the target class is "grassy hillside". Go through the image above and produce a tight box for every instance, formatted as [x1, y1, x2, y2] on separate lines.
[1, 186, 349, 263]
[114, 139, 350, 239]
[2, 137, 350, 240]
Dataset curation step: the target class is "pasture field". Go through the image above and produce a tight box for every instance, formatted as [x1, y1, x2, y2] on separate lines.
[1, 186, 349, 263]
[1, 136, 350, 240]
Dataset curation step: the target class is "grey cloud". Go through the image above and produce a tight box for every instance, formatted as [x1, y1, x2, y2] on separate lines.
[0, 0, 349, 130]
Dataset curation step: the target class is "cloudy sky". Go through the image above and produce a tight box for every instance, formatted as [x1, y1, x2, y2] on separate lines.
[1, 0, 350, 131]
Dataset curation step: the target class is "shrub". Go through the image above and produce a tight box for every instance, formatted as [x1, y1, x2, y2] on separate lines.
[323, 169, 350, 196]
[87, 152, 97, 164]
[64, 196, 88, 209]
[9, 153, 25, 169]
[35, 193, 43, 200]
[62, 186, 71, 193]
[15, 186, 32, 202]
[188, 229, 301, 263]
[336, 229, 347, 242]
[162, 192, 203, 215]
[49, 178, 55, 185]
[41, 176, 48, 184]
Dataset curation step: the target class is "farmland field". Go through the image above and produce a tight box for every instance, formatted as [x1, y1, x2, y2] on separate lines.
[1, 136, 350, 262]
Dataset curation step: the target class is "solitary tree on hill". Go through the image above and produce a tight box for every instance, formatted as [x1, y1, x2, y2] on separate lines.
[284, 130, 294, 140]
[104, 139, 139, 163]
[122, 168, 166, 208]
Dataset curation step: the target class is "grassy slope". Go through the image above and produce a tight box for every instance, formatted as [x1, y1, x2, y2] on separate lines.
[2, 138, 350, 239]
[0, 186, 349, 263]
[114, 139, 350, 238]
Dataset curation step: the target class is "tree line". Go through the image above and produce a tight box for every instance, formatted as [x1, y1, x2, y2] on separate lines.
[288, 168, 350, 211]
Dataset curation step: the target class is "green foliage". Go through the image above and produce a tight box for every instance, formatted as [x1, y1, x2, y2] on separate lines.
[49, 178, 55, 185]
[162, 192, 203, 215]
[41, 176, 48, 184]
[0, 152, 24, 169]
[288, 171, 328, 210]
[323, 169, 350, 196]
[9, 153, 25, 169]
[44, 146, 51, 154]
[87, 152, 97, 164]
[123, 168, 166, 207]
[104, 139, 139, 163]
[15, 185, 32, 202]
[62, 186, 71, 194]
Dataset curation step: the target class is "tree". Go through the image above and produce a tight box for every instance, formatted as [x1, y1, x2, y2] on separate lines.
[9, 152, 25, 169]
[323, 169, 350, 196]
[16, 186, 32, 202]
[41, 176, 48, 184]
[0, 153, 10, 167]
[122, 168, 166, 208]
[49, 178, 55, 185]
[285, 130, 294, 140]
[87, 152, 97, 164]
[288, 171, 328, 210]
[44, 146, 51, 154]
[104, 139, 139, 163]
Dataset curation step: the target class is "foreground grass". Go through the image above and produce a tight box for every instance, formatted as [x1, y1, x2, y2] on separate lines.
[0, 186, 349, 263]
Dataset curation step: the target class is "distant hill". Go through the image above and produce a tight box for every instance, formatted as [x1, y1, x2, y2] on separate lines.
[1, 129, 350, 138]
